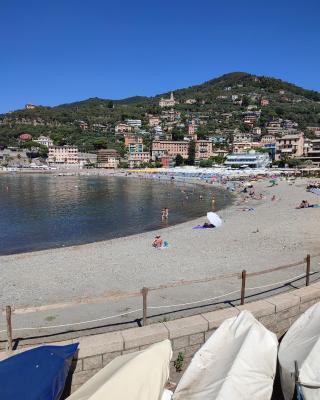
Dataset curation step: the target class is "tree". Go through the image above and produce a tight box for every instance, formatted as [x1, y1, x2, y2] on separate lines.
[254, 147, 270, 154]
[242, 96, 250, 107]
[187, 140, 196, 165]
[211, 155, 225, 164]
[239, 123, 251, 132]
[196, 127, 208, 140]
[175, 154, 184, 166]
[93, 138, 108, 150]
[119, 161, 129, 168]
[172, 128, 184, 141]
[199, 159, 212, 167]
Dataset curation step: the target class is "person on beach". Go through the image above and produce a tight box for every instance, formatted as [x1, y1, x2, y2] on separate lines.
[152, 235, 163, 248]
[164, 208, 169, 219]
[161, 209, 166, 221]
[296, 200, 309, 209]
[202, 222, 215, 228]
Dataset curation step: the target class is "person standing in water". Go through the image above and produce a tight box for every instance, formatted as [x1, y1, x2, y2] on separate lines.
[164, 207, 169, 219]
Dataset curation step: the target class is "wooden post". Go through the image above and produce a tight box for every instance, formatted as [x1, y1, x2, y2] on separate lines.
[5, 306, 13, 351]
[306, 254, 311, 286]
[240, 270, 247, 305]
[141, 287, 148, 326]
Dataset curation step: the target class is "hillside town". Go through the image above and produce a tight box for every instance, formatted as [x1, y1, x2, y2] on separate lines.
[1, 88, 320, 171]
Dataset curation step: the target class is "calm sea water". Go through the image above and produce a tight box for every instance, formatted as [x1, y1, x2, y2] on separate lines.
[0, 174, 233, 255]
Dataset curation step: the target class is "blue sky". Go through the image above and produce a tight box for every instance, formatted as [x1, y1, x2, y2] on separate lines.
[1, 0, 319, 113]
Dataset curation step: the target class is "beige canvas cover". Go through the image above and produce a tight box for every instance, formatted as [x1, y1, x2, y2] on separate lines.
[173, 311, 277, 400]
[67, 339, 172, 400]
[279, 302, 320, 400]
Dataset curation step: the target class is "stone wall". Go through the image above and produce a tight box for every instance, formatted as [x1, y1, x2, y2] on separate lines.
[69, 282, 320, 393]
[2, 282, 320, 396]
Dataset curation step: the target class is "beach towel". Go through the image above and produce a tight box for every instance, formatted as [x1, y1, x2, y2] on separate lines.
[157, 241, 169, 250]
[309, 188, 320, 195]
[192, 225, 214, 230]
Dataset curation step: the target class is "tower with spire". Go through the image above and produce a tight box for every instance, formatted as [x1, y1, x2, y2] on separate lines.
[159, 92, 176, 108]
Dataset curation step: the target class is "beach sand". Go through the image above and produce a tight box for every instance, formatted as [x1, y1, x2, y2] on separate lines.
[1, 176, 320, 344]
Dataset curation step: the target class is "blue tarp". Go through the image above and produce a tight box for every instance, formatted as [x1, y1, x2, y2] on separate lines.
[0, 343, 78, 400]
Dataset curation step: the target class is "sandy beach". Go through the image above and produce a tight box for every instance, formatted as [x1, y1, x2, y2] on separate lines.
[1, 175, 320, 345]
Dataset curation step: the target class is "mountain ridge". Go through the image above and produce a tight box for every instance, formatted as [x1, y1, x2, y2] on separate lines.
[1, 71, 319, 152]
[2, 72, 320, 114]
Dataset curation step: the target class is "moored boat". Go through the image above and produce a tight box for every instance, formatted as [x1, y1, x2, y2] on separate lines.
[173, 310, 278, 400]
[0, 343, 78, 400]
[279, 302, 320, 400]
[67, 339, 172, 400]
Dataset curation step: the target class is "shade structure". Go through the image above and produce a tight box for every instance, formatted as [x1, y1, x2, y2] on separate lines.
[207, 212, 223, 227]
[173, 311, 278, 400]
[279, 302, 320, 400]
[67, 339, 172, 400]
[0, 343, 78, 400]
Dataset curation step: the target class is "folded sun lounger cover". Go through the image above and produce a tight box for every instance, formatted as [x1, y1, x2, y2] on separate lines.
[0, 343, 78, 400]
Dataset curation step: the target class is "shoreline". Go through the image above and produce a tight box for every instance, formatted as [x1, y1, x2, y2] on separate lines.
[0, 174, 235, 256]
[1, 174, 320, 345]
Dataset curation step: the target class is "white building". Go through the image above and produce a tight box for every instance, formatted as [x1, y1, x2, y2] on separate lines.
[48, 146, 78, 164]
[35, 135, 53, 147]
[148, 116, 160, 127]
[225, 151, 271, 168]
[78, 152, 97, 166]
[126, 119, 142, 128]
[185, 98, 197, 104]
[115, 123, 133, 134]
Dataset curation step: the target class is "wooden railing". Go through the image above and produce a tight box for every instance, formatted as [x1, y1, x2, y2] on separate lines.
[2, 253, 320, 351]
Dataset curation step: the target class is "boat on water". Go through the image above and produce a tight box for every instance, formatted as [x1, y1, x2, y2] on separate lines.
[67, 339, 172, 400]
[0, 343, 78, 400]
[173, 311, 278, 400]
[279, 302, 320, 400]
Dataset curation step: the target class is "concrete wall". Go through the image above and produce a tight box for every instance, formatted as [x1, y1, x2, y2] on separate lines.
[2, 282, 320, 396]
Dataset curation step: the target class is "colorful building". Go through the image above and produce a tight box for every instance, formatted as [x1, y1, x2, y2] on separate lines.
[48, 146, 78, 164]
[97, 149, 120, 168]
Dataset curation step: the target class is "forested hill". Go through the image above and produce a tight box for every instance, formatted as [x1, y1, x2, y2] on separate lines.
[1, 72, 319, 152]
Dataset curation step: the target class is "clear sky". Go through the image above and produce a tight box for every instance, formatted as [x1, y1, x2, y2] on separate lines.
[1, 0, 319, 113]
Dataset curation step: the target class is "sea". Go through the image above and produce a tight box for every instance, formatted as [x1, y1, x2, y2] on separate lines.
[0, 174, 233, 255]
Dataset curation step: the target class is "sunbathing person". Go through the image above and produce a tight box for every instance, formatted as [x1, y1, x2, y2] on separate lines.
[152, 235, 163, 248]
[202, 222, 215, 228]
[296, 200, 309, 209]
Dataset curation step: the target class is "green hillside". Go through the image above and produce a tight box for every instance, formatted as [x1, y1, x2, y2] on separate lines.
[1, 72, 319, 152]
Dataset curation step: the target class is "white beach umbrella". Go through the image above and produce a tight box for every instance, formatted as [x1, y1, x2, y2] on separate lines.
[207, 212, 223, 227]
